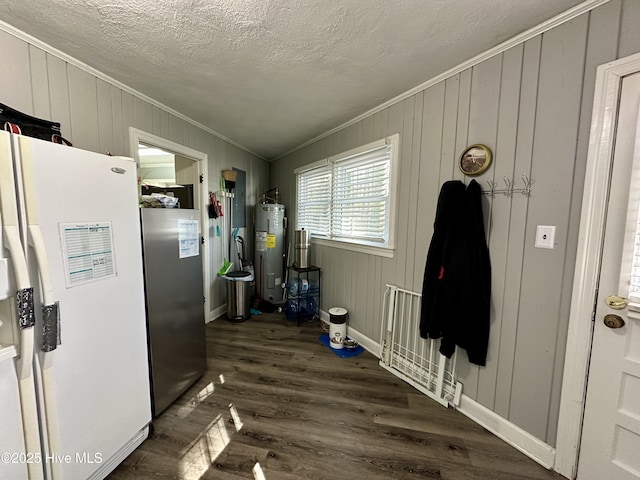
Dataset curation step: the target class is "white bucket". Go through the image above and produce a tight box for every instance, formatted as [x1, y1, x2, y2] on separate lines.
[329, 307, 348, 349]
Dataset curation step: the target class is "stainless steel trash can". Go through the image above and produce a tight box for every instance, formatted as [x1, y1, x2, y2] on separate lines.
[225, 271, 254, 322]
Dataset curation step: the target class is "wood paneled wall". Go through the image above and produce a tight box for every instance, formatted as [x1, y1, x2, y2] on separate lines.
[0, 28, 270, 318]
[271, 0, 640, 446]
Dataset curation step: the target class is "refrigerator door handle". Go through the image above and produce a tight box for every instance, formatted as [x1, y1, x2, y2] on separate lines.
[28, 227, 54, 305]
[18, 136, 60, 352]
[29, 225, 60, 352]
[4, 230, 35, 378]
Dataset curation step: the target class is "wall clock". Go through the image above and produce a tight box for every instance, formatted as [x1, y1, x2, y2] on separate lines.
[459, 144, 492, 176]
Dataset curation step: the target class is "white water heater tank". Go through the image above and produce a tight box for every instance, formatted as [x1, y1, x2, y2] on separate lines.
[255, 203, 285, 302]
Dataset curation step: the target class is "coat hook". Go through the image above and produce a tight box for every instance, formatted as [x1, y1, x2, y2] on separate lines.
[521, 173, 534, 196]
[486, 179, 497, 198]
[481, 174, 534, 197]
[502, 176, 513, 197]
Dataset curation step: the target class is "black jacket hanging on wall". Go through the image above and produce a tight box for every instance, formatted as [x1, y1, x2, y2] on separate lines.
[419, 179, 491, 366]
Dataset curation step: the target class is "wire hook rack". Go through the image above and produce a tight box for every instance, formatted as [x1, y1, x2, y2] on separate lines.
[482, 174, 534, 198]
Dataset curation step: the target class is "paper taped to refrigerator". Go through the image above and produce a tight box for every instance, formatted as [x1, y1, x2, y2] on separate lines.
[59, 222, 116, 287]
[178, 218, 199, 258]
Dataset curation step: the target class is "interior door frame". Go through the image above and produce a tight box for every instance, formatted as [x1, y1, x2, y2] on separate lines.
[555, 52, 640, 478]
[128, 128, 211, 322]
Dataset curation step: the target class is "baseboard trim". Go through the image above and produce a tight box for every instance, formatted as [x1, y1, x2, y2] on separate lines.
[319, 310, 381, 356]
[457, 395, 556, 470]
[209, 305, 227, 323]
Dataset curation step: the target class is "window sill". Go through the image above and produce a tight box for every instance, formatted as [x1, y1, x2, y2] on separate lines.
[312, 238, 395, 258]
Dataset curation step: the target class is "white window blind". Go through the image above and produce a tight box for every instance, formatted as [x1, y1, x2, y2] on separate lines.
[295, 135, 398, 254]
[331, 145, 391, 243]
[296, 165, 331, 237]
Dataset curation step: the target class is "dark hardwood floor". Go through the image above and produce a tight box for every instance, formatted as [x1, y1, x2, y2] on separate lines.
[109, 313, 564, 480]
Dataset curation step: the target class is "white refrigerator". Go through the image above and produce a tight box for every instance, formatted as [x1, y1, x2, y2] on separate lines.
[0, 131, 152, 479]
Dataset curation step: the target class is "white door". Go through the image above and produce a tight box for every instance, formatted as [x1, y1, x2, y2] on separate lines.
[578, 72, 640, 478]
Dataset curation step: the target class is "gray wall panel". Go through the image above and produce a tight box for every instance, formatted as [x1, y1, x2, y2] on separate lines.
[463, 56, 503, 404]
[121, 92, 134, 155]
[619, 0, 640, 58]
[152, 105, 162, 136]
[406, 92, 424, 292]
[68, 65, 100, 152]
[160, 109, 170, 139]
[0, 29, 32, 114]
[389, 100, 407, 291]
[28, 46, 50, 119]
[394, 97, 413, 289]
[441, 75, 460, 182]
[110, 85, 125, 156]
[477, 50, 521, 411]
[414, 82, 446, 291]
[169, 114, 184, 145]
[508, 15, 588, 441]
[359, 252, 371, 338]
[451, 67, 479, 398]
[453, 69, 472, 185]
[359, 114, 375, 145]
[96, 79, 114, 155]
[373, 108, 389, 141]
[46, 55, 72, 141]
[134, 97, 153, 134]
[494, 36, 541, 420]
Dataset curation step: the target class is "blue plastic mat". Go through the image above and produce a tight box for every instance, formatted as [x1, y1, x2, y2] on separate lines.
[318, 333, 365, 358]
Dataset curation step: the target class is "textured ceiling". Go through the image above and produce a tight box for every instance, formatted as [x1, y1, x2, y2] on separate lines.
[0, 0, 587, 159]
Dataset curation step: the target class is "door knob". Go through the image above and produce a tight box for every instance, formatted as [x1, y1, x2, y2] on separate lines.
[605, 295, 628, 310]
[604, 314, 625, 329]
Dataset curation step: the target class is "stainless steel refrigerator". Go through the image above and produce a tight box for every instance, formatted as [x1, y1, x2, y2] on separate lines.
[140, 208, 206, 417]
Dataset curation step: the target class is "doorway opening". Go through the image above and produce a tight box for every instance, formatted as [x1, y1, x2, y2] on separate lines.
[129, 128, 211, 321]
[138, 143, 195, 209]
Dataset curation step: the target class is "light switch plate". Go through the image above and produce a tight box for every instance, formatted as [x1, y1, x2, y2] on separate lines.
[535, 225, 555, 249]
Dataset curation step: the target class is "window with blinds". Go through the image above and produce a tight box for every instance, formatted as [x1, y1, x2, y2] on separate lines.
[295, 134, 399, 254]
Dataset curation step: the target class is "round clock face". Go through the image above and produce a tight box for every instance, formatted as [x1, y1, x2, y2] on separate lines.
[460, 144, 492, 176]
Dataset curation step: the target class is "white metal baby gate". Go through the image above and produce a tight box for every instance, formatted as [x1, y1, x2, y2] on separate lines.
[380, 284, 462, 407]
